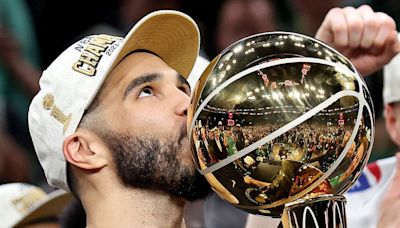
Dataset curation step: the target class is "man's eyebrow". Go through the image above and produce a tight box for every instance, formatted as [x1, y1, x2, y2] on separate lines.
[123, 73, 161, 99]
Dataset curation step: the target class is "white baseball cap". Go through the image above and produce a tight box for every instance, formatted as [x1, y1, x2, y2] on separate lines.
[28, 10, 200, 191]
[383, 33, 400, 104]
[0, 183, 72, 227]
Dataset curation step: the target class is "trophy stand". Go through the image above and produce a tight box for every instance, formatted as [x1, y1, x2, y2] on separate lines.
[281, 194, 347, 228]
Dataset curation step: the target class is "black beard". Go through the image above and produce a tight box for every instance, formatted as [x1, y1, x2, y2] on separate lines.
[99, 130, 211, 201]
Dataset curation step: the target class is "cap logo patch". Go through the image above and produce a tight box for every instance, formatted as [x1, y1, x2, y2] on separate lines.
[43, 94, 71, 133]
[72, 34, 120, 76]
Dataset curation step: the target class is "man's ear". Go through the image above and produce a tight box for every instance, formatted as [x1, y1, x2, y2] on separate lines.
[63, 128, 108, 170]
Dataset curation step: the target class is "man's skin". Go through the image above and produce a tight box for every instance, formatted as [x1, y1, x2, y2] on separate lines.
[53, 5, 399, 228]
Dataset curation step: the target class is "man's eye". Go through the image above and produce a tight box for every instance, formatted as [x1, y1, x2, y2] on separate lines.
[179, 86, 191, 95]
[138, 87, 153, 97]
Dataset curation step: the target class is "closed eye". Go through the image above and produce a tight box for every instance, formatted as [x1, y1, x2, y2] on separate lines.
[178, 85, 191, 96]
[177, 74, 191, 95]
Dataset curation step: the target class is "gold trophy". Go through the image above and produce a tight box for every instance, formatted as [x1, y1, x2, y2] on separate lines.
[188, 32, 374, 227]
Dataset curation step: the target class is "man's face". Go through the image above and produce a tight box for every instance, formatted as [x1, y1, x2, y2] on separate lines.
[94, 52, 210, 200]
[385, 103, 400, 146]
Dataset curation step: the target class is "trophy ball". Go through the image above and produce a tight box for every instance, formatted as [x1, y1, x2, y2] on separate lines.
[188, 32, 374, 217]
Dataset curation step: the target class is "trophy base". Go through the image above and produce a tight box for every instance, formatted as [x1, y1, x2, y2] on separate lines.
[281, 194, 347, 228]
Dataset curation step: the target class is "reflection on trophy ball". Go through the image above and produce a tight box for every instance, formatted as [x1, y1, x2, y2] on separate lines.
[340, 96, 356, 107]
[189, 32, 374, 217]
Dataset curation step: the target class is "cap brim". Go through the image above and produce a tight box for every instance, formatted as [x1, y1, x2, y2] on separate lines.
[110, 10, 200, 79]
[14, 190, 73, 226]
[81, 10, 199, 122]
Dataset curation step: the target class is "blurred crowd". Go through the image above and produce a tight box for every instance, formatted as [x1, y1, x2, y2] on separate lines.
[0, 0, 399, 227]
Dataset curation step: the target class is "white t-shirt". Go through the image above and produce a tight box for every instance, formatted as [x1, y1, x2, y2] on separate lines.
[345, 156, 396, 228]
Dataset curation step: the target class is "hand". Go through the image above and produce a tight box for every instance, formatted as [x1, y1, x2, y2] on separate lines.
[378, 153, 400, 228]
[315, 5, 400, 76]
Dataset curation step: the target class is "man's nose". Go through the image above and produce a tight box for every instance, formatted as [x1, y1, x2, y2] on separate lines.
[173, 89, 190, 116]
